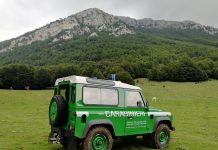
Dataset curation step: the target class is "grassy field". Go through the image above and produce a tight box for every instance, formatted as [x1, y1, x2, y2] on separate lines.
[0, 79, 218, 150]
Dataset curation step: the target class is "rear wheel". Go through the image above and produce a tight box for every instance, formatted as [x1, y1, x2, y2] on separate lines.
[83, 126, 113, 150]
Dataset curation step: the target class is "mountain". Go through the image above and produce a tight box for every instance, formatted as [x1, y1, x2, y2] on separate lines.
[0, 8, 133, 53]
[0, 8, 218, 84]
[1, 8, 218, 53]
[0, 8, 218, 66]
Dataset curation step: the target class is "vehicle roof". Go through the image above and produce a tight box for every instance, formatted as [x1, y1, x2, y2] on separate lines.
[55, 75, 141, 90]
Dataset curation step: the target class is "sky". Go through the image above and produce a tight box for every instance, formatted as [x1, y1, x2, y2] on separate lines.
[0, 0, 217, 42]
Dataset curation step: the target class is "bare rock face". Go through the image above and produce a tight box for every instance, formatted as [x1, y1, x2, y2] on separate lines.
[118, 16, 218, 35]
[89, 32, 98, 38]
[75, 8, 117, 27]
[0, 8, 217, 53]
[73, 8, 132, 35]
[0, 8, 133, 53]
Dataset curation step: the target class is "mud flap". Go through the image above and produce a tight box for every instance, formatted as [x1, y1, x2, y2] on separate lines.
[67, 136, 78, 150]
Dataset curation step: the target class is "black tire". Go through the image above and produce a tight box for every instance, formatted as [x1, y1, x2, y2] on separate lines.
[150, 124, 171, 149]
[49, 95, 68, 127]
[83, 126, 113, 150]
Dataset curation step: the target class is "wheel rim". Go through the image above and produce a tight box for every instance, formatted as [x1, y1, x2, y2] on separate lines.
[50, 101, 57, 121]
[92, 134, 108, 150]
[158, 129, 169, 145]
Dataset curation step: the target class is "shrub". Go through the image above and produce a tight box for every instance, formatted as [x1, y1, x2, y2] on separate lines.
[116, 71, 135, 85]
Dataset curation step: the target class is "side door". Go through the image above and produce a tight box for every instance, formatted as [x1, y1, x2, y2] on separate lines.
[124, 90, 149, 135]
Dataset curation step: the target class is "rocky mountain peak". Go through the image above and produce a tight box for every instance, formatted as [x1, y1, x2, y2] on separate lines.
[74, 8, 119, 27]
[0, 8, 133, 53]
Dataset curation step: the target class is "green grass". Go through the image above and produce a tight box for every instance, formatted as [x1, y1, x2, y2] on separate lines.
[0, 79, 218, 150]
[137, 79, 218, 150]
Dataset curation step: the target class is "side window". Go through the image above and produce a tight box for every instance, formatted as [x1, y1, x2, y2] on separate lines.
[126, 91, 144, 107]
[83, 87, 101, 104]
[101, 88, 118, 105]
[83, 87, 118, 105]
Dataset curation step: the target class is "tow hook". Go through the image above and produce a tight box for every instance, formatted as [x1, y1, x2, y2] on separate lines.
[48, 133, 61, 144]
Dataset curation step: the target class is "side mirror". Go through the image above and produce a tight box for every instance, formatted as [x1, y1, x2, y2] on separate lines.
[137, 101, 142, 107]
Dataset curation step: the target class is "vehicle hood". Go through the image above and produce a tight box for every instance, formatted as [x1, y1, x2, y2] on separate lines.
[148, 107, 162, 112]
[148, 107, 172, 117]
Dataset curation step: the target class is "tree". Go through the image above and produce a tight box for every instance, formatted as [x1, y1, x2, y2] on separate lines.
[169, 57, 208, 82]
[148, 64, 169, 81]
[55, 64, 79, 79]
[211, 67, 218, 79]
[196, 59, 214, 78]
[32, 68, 52, 89]
[0, 78, 3, 88]
[92, 69, 105, 79]
[0, 64, 34, 89]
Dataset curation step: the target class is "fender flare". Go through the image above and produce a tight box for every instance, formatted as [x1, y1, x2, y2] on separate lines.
[153, 117, 174, 131]
[82, 119, 115, 138]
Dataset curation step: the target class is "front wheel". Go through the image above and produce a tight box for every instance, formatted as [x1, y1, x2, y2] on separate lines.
[83, 126, 113, 150]
[152, 124, 170, 149]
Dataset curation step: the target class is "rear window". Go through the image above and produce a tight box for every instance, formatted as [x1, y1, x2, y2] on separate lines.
[59, 85, 70, 102]
[83, 87, 118, 105]
[60, 87, 69, 101]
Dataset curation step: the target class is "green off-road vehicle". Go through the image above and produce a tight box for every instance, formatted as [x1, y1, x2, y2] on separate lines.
[48, 76, 175, 150]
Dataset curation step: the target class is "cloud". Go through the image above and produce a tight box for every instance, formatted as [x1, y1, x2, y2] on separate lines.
[0, 0, 217, 41]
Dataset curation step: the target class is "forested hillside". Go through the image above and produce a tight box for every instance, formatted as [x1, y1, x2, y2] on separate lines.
[0, 8, 218, 89]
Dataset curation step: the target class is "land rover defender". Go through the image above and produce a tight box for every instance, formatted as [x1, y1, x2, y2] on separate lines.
[48, 76, 175, 150]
